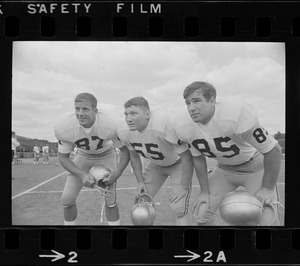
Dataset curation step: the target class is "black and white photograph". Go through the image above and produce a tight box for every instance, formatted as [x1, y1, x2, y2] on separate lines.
[11, 41, 285, 226]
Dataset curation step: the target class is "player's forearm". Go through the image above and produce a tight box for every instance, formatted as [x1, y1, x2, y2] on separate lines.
[129, 151, 144, 183]
[114, 146, 130, 177]
[179, 150, 194, 188]
[262, 143, 282, 190]
[58, 153, 86, 179]
[193, 155, 210, 193]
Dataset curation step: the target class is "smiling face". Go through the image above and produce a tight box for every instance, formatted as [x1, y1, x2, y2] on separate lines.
[185, 89, 215, 124]
[124, 105, 150, 132]
[75, 100, 97, 128]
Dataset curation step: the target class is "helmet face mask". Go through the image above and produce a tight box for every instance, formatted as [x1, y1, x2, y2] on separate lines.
[131, 193, 156, 225]
[219, 190, 263, 226]
[258, 203, 278, 226]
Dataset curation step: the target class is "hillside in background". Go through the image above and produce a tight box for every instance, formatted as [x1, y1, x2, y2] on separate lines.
[15, 135, 58, 153]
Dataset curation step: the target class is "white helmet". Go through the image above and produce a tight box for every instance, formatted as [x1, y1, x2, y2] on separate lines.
[89, 165, 112, 186]
[131, 193, 156, 225]
[219, 190, 263, 225]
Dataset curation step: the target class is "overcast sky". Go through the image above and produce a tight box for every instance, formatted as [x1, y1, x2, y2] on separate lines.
[12, 41, 285, 142]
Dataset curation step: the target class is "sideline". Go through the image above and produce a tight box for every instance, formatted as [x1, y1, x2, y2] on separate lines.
[12, 171, 67, 200]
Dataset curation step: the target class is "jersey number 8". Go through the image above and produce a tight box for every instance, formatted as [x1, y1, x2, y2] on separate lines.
[192, 137, 240, 158]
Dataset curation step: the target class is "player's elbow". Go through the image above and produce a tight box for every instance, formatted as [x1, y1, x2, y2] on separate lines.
[58, 152, 70, 163]
[120, 145, 129, 155]
[192, 154, 206, 164]
[264, 143, 282, 160]
[129, 151, 140, 161]
[179, 149, 192, 162]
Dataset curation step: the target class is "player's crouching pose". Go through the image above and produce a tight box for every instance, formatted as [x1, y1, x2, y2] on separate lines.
[117, 97, 194, 226]
[174, 81, 282, 226]
[54, 93, 129, 226]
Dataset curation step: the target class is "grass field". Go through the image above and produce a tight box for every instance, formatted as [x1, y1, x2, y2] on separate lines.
[11, 157, 285, 226]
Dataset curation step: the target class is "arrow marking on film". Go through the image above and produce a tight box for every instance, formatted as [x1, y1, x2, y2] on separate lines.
[174, 250, 201, 262]
[39, 250, 65, 262]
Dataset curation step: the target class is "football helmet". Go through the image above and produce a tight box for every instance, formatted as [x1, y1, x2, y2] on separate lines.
[219, 190, 263, 225]
[131, 193, 156, 225]
[89, 165, 112, 186]
[89, 165, 112, 198]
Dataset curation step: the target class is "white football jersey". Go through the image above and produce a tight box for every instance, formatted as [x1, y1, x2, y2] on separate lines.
[33, 146, 40, 153]
[174, 101, 277, 165]
[117, 111, 188, 167]
[42, 146, 49, 153]
[54, 110, 124, 155]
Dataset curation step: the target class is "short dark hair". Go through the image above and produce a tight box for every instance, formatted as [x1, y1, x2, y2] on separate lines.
[124, 96, 150, 110]
[75, 93, 97, 109]
[183, 81, 217, 101]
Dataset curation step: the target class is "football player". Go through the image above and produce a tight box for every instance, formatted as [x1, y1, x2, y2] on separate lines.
[116, 96, 194, 226]
[42, 144, 50, 165]
[33, 145, 41, 165]
[54, 93, 130, 226]
[173, 81, 282, 226]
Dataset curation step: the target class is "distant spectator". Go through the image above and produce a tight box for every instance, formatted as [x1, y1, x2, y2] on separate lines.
[42, 145, 50, 165]
[33, 145, 41, 165]
[11, 131, 20, 165]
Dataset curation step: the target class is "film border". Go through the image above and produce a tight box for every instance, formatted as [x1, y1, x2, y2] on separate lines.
[1, 0, 300, 265]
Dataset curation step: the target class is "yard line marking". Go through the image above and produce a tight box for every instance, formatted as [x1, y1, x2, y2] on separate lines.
[20, 182, 286, 195]
[12, 171, 67, 200]
[26, 187, 139, 194]
[27, 191, 64, 194]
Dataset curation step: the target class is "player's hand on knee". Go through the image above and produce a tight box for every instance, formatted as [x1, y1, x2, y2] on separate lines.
[169, 184, 186, 203]
[254, 187, 274, 205]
